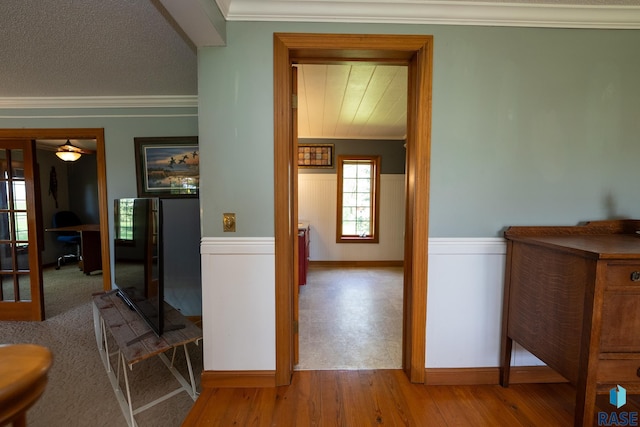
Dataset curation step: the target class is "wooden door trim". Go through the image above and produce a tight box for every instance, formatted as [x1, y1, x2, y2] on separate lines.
[0, 128, 112, 295]
[273, 33, 433, 385]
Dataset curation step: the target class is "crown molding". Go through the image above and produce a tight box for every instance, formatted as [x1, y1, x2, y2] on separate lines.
[224, 1, 640, 29]
[0, 95, 198, 109]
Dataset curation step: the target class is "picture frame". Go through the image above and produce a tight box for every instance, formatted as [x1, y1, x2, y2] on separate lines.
[297, 143, 334, 168]
[134, 136, 199, 198]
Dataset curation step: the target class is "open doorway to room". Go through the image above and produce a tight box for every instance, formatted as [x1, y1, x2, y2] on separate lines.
[0, 128, 111, 321]
[295, 63, 408, 370]
[274, 33, 433, 385]
[37, 137, 104, 318]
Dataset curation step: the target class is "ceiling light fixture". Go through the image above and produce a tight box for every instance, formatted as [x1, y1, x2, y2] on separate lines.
[56, 140, 83, 162]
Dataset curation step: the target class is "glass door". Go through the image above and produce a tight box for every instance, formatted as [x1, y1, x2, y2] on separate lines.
[0, 140, 43, 320]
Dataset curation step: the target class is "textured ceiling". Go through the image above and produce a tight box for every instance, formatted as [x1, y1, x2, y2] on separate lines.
[2, 0, 640, 98]
[0, 0, 197, 97]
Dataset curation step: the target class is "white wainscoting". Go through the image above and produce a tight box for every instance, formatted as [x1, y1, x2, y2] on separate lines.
[426, 238, 544, 368]
[199, 236, 545, 372]
[298, 173, 405, 261]
[200, 237, 275, 371]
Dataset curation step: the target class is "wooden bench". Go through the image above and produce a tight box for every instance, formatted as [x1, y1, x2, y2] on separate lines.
[92, 291, 202, 427]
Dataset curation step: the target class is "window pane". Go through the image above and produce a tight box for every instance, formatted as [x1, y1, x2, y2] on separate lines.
[343, 193, 357, 207]
[357, 206, 370, 219]
[343, 178, 358, 193]
[0, 212, 11, 240]
[357, 164, 371, 176]
[19, 274, 31, 300]
[0, 243, 14, 270]
[1, 274, 15, 301]
[17, 244, 29, 271]
[343, 164, 358, 178]
[357, 178, 371, 193]
[343, 207, 356, 221]
[12, 182, 26, 210]
[0, 183, 8, 209]
[117, 199, 134, 240]
[357, 221, 371, 236]
[356, 193, 370, 206]
[342, 221, 356, 235]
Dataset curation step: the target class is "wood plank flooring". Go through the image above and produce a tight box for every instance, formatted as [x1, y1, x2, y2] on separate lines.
[184, 370, 590, 426]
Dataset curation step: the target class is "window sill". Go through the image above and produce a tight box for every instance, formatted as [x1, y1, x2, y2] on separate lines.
[337, 236, 379, 244]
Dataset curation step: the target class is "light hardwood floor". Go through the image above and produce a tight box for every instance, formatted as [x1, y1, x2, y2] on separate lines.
[186, 266, 640, 425]
[185, 369, 640, 426]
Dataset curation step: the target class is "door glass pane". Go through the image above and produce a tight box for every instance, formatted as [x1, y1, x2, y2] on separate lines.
[0, 148, 31, 303]
[0, 212, 11, 240]
[0, 242, 14, 270]
[1, 274, 16, 301]
[18, 274, 31, 300]
[17, 244, 30, 271]
[13, 181, 27, 209]
[0, 183, 7, 210]
[15, 212, 28, 241]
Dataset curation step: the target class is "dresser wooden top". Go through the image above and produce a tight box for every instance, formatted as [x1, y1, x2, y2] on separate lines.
[504, 219, 640, 260]
[509, 234, 640, 260]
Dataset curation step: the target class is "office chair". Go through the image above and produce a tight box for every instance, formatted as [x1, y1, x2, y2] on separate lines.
[52, 211, 82, 270]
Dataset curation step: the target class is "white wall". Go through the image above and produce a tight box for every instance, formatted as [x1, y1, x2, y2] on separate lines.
[201, 238, 275, 370]
[426, 238, 543, 368]
[200, 237, 543, 371]
[298, 174, 405, 261]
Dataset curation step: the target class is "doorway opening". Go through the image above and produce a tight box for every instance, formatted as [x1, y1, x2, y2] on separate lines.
[0, 128, 111, 321]
[274, 33, 433, 385]
[295, 62, 408, 370]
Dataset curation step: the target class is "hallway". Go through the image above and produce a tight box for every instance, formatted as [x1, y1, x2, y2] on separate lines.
[296, 266, 403, 370]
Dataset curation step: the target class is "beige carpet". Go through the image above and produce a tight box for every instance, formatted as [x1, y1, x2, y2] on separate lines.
[0, 265, 202, 427]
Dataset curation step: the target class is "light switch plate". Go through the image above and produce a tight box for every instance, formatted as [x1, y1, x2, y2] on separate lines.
[223, 213, 236, 232]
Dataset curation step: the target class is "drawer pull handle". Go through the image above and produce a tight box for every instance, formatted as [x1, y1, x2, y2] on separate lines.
[631, 271, 640, 282]
[636, 367, 640, 378]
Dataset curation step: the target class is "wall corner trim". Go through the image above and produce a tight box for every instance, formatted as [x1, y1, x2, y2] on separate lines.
[0, 95, 198, 109]
[428, 237, 506, 255]
[201, 237, 275, 255]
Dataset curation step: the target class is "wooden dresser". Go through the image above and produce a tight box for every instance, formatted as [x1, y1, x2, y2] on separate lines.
[500, 220, 640, 427]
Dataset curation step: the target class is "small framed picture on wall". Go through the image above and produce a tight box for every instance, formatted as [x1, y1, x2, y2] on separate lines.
[134, 136, 199, 198]
[297, 143, 334, 168]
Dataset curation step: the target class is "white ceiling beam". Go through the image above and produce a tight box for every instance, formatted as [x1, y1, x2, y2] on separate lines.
[160, 0, 227, 47]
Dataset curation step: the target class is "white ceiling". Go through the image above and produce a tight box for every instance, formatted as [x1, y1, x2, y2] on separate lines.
[297, 64, 408, 140]
[2, 0, 640, 141]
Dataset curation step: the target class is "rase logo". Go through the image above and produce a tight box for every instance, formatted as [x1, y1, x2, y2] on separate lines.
[612, 385, 627, 409]
[598, 385, 638, 426]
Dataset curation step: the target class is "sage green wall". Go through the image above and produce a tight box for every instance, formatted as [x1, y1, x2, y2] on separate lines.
[0, 108, 199, 270]
[0, 108, 198, 200]
[199, 22, 640, 237]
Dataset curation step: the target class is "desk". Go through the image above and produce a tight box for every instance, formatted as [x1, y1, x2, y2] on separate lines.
[92, 292, 202, 427]
[46, 224, 101, 274]
[0, 344, 53, 427]
[500, 219, 640, 427]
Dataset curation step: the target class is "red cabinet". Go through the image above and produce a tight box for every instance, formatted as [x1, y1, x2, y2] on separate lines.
[298, 223, 310, 285]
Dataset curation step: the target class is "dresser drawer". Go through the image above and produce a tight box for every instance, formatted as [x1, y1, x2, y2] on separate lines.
[597, 359, 640, 384]
[601, 292, 640, 352]
[606, 264, 640, 288]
